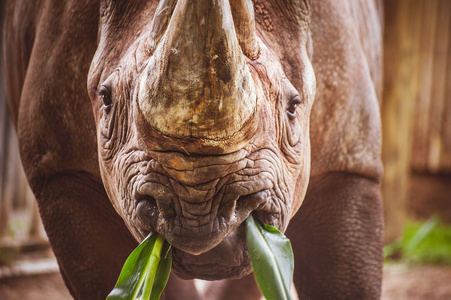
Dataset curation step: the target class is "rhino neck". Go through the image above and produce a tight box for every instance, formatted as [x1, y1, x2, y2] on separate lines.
[137, 0, 258, 152]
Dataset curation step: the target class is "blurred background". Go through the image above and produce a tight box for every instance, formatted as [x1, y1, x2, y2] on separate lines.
[1, 0, 451, 299]
[380, 0, 451, 298]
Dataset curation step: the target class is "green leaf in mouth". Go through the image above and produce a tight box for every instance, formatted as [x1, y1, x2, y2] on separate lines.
[106, 233, 172, 300]
[108, 215, 294, 300]
[246, 214, 294, 300]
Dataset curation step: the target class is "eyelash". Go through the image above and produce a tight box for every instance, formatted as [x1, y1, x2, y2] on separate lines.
[97, 86, 112, 107]
[287, 96, 302, 119]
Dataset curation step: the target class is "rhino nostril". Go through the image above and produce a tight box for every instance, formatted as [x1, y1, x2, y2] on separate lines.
[236, 190, 270, 211]
[136, 196, 158, 231]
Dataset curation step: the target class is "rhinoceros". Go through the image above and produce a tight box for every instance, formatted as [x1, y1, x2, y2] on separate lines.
[3, 0, 383, 299]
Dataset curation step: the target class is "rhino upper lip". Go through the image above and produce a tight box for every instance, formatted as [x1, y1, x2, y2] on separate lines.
[134, 185, 280, 254]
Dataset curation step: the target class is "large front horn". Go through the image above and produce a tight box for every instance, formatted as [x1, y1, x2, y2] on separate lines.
[138, 0, 257, 145]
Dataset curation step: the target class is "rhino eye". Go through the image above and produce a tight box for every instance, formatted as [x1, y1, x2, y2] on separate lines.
[287, 96, 302, 119]
[98, 85, 113, 110]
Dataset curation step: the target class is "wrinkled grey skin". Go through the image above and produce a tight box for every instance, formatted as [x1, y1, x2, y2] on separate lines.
[3, 0, 383, 299]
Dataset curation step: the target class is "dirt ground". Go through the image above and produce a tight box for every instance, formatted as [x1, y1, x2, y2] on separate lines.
[0, 273, 71, 300]
[0, 264, 450, 300]
[382, 264, 451, 300]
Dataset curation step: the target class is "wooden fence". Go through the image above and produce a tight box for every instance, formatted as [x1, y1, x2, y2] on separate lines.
[382, 0, 451, 243]
[0, 69, 45, 250]
[0, 4, 46, 261]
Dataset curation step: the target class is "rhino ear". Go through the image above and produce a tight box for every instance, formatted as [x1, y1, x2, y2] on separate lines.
[230, 0, 259, 59]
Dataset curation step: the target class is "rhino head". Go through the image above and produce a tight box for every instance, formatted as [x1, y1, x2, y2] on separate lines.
[87, 0, 315, 280]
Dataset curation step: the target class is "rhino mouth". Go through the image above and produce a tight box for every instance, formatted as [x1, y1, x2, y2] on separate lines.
[134, 189, 282, 280]
[122, 148, 291, 279]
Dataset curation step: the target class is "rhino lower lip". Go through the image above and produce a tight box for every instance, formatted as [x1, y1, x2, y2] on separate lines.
[171, 224, 251, 280]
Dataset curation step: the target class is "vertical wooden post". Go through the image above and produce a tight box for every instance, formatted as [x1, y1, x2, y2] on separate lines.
[382, 0, 424, 243]
[441, 23, 451, 171]
[427, 1, 450, 172]
[410, 0, 451, 173]
[0, 86, 8, 240]
[0, 11, 9, 239]
[409, 0, 450, 173]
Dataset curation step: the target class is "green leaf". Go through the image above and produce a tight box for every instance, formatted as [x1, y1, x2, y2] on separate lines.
[246, 214, 294, 300]
[149, 243, 172, 300]
[140, 234, 164, 300]
[106, 233, 171, 300]
[107, 233, 158, 300]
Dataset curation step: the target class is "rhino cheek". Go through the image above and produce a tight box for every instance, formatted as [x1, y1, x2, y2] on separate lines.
[98, 160, 123, 218]
[291, 147, 311, 218]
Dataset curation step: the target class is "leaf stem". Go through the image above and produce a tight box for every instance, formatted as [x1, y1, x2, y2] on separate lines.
[140, 234, 165, 299]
